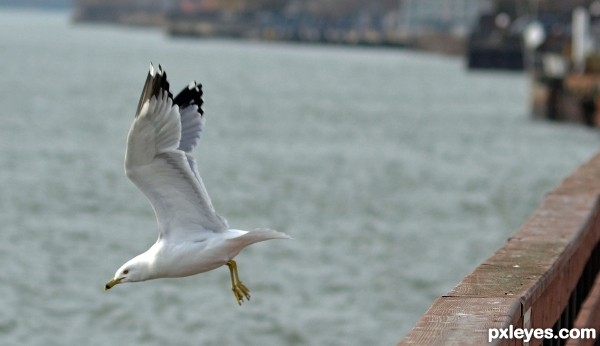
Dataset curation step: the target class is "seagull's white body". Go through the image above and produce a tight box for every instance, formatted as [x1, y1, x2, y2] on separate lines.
[105, 65, 289, 303]
[129, 228, 254, 279]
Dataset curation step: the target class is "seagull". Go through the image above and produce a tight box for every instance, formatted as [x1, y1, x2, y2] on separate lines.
[104, 64, 290, 305]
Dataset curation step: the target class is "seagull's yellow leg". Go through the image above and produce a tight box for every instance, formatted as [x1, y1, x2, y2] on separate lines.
[226, 260, 251, 305]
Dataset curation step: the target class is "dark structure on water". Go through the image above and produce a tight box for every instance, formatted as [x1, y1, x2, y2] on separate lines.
[467, 0, 594, 71]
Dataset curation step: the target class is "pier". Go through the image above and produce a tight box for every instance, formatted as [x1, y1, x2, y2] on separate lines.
[399, 154, 600, 345]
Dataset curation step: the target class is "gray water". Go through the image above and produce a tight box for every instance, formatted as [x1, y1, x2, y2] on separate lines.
[0, 9, 598, 346]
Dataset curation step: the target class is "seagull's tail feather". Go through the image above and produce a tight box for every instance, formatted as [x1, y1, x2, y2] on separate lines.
[250, 228, 292, 240]
[223, 229, 290, 260]
[228, 228, 291, 249]
[253, 228, 292, 239]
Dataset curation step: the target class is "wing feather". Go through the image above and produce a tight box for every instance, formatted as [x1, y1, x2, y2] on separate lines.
[175, 82, 204, 153]
[125, 66, 228, 239]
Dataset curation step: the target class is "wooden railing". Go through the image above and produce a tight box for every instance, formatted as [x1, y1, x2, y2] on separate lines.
[399, 154, 600, 346]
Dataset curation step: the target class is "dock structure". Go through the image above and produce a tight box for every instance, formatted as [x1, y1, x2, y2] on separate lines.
[399, 154, 600, 345]
[531, 72, 600, 127]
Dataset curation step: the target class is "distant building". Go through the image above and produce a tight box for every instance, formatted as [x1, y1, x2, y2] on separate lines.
[493, 0, 592, 17]
[400, 0, 486, 38]
[73, 0, 168, 25]
[0, 0, 70, 9]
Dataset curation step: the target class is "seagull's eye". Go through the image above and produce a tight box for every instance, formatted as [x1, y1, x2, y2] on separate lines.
[123, 269, 129, 275]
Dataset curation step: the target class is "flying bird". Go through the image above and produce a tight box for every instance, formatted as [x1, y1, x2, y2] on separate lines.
[104, 64, 289, 305]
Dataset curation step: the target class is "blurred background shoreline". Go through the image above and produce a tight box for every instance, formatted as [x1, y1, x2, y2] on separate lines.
[1, 2, 599, 346]
[0, 0, 494, 56]
[71, 0, 477, 55]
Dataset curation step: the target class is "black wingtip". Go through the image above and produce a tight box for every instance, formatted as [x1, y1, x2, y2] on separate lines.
[173, 81, 204, 115]
[135, 63, 173, 116]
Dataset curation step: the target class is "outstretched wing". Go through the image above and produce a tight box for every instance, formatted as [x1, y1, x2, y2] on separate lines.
[174, 81, 205, 182]
[125, 64, 228, 240]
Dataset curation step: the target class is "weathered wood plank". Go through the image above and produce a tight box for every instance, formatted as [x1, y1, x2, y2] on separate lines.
[398, 297, 521, 346]
[398, 153, 600, 345]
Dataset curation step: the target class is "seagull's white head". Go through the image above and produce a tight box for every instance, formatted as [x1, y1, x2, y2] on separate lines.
[104, 257, 150, 291]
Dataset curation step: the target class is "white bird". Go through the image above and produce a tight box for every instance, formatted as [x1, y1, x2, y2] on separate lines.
[104, 64, 290, 305]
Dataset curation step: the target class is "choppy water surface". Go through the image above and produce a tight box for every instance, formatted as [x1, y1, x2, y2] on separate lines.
[0, 9, 598, 346]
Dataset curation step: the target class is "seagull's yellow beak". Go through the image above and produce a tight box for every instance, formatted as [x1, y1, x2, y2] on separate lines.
[104, 277, 123, 291]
